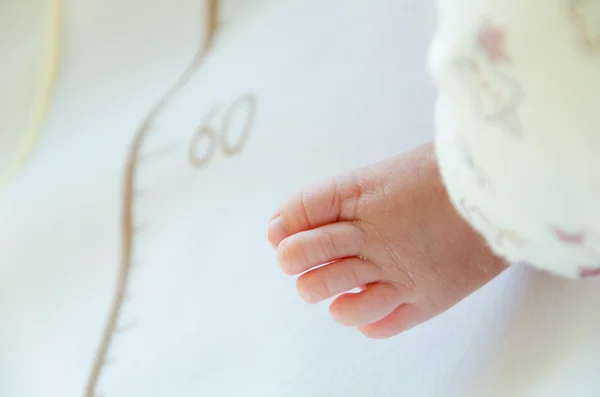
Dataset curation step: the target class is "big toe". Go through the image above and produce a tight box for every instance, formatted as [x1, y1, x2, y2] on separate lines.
[268, 171, 363, 248]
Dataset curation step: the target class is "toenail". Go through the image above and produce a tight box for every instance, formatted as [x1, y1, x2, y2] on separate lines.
[277, 241, 289, 263]
[278, 241, 301, 275]
[297, 283, 320, 304]
[268, 216, 288, 248]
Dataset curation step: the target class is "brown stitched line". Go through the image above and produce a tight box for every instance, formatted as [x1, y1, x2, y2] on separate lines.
[83, 1, 219, 395]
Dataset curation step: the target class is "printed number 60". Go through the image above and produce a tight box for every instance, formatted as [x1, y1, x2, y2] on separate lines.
[188, 94, 257, 167]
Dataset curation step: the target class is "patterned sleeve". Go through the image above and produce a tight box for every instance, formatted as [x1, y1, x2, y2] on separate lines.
[428, 0, 600, 279]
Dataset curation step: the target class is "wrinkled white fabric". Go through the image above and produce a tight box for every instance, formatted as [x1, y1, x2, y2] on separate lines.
[431, 0, 600, 278]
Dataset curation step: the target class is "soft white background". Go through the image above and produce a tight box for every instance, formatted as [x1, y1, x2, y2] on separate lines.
[1, 0, 599, 396]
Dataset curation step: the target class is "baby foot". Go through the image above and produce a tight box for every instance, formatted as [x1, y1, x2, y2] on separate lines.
[268, 143, 507, 338]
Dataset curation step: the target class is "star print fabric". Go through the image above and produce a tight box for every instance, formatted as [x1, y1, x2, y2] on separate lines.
[429, 0, 600, 278]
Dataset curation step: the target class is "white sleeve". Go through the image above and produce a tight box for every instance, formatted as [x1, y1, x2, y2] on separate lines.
[429, 0, 600, 279]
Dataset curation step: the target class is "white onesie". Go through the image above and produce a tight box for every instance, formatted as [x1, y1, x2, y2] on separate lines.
[431, 0, 600, 279]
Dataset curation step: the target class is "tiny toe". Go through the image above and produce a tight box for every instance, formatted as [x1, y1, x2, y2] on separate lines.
[358, 304, 428, 339]
[278, 222, 365, 275]
[329, 283, 403, 327]
[296, 258, 381, 304]
[268, 173, 361, 247]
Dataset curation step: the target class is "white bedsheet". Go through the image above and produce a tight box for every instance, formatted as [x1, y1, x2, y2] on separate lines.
[1, 0, 599, 396]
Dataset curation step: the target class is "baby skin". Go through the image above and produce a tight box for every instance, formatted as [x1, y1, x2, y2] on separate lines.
[268, 143, 508, 339]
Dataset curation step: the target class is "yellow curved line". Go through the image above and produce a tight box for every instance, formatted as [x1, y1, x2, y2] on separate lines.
[0, 0, 61, 191]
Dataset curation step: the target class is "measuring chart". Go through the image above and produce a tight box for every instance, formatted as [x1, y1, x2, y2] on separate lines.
[80, 2, 262, 395]
[86, 93, 258, 396]
[85, 98, 258, 395]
